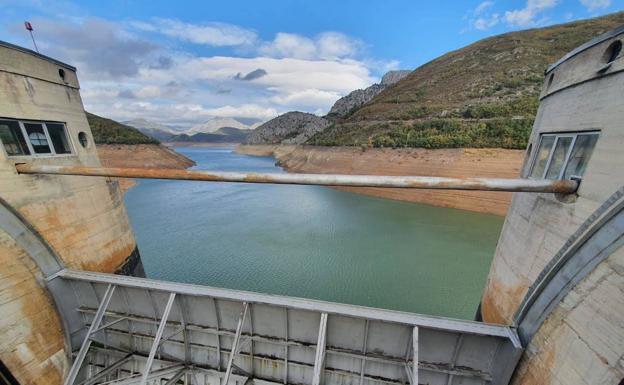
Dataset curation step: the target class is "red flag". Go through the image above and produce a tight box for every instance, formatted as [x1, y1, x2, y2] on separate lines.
[24, 21, 33, 31]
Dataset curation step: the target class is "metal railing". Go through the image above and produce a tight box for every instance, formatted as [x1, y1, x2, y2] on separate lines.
[15, 164, 579, 193]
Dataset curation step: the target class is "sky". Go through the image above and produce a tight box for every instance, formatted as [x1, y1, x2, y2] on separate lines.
[1, 0, 622, 128]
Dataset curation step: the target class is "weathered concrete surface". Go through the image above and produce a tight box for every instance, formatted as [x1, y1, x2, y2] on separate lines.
[0, 42, 141, 383]
[481, 28, 624, 385]
[511, 245, 624, 385]
[481, 35, 624, 324]
[237, 144, 524, 215]
[0, 228, 66, 384]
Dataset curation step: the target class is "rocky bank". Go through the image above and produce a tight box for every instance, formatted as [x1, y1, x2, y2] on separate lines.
[237, 145, 524, 216]
[97, 144, 195, 191]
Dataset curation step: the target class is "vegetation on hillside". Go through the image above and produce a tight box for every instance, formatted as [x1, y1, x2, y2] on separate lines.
[309, 12, 624, 149]
[86, 112, 159, 145]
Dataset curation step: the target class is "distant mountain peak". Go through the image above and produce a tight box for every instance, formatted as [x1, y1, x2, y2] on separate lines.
[186, 117, 251, 135]
[124, 119, 178, 134]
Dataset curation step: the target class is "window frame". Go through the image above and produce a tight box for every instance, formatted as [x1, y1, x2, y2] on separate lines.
[0, 118, 75, 158]
[529, 131, 599, 180]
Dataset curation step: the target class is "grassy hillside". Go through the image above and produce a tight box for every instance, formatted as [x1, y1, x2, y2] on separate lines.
[87, 112, 159, 145]
[309, 12, 624, 149]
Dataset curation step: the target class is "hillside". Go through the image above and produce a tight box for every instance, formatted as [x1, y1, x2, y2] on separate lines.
[309, 12, 624, 149]
[86, 113, 195, 191]
[87, 113, 159, 145]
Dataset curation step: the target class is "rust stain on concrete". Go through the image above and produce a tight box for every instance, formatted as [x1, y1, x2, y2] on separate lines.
[0, 234, 66, 385]
[510, 343, 555, 385]
[481, 277, 528, 325]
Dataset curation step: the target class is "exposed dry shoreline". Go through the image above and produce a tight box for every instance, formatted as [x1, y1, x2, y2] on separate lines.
[236, 144, 525, 216]
[97, 144, 195, 191]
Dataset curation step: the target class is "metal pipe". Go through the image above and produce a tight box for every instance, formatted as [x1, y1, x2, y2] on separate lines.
[14, 164, 579, 193]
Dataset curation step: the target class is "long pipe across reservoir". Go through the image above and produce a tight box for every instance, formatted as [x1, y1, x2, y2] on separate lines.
[14, 164, 579, 193]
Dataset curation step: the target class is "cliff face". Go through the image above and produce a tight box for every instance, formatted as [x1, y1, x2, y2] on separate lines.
[243, 112, 331, 145]
[327, 84, 385, 118]
[327, 70, 411, 119]
[237, 144, 524, 215]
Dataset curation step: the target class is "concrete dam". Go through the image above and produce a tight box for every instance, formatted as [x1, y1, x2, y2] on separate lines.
[0, 25, 623, 385]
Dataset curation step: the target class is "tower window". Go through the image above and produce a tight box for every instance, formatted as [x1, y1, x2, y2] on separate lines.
[0, 119, 74, 157]
[604, 40, 622, 64]
[0, 121, 30, 156]
[529, 132, 599, 180]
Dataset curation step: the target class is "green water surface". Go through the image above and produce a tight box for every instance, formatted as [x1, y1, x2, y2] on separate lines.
[124, 146, 503, 319]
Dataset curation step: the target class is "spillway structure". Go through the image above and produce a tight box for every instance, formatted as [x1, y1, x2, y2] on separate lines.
[1, 25, 624, 385]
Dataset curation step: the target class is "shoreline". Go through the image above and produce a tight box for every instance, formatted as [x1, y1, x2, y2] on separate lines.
[236, 144, 525, 216]
[97, 144, 196, 192]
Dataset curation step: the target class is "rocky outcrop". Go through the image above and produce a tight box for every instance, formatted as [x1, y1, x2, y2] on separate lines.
[327, 70, 411, 118]
[380, 70, 411, 86]
[327, 84, 385, 118]
[243, 112, 331, 145]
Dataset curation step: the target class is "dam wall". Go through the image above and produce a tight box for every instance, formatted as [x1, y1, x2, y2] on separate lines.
[237, 145, 524, 216]
[0, 42, 142, 383]
[481, 28, 624, 384]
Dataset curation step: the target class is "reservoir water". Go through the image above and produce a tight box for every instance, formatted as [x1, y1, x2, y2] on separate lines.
[124, 146, 504, 319]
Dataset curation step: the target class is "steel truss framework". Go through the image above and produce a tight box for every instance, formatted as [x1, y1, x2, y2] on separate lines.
[52, 269, 522, 385]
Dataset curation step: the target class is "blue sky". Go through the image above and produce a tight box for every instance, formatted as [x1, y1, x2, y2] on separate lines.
[1, 0, 621, 127]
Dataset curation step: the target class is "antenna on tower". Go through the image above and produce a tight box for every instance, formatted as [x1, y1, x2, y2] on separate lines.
[24, 21, 39, 53]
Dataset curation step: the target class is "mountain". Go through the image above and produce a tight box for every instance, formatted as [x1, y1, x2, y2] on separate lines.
[123, 119, 178, 142]
[243, 69, 409, 145]
[307, 12, 624, 149]
[327, 70, 411, 119]
[124, 117, 261, 143]
[87, 113, 159, 145]
[244, 112, 330, 145]
[186, 117, 250, 135]
[170, 127, 250, 143]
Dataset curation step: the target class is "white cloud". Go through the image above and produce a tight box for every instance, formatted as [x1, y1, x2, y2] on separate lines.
[258, 31, 363, 60]
[475, 1, 495, 15]
[258, 33, 317, 59]
[466, 1, 500, 31]
[11, 17, 158, 78]
[269, 89, 342, 109]
[316, 32, 364, 59]
[504, 0, 558, 27]
[138, 19, 258, 47]
[5, 16, 390, 127]
[135, 86, 162, 98]
[84, 99, 280, 125]
[474, 14, 500, 30]
[172, 56, 374, 93]
[579, 0, 611, 11]
[80, 54, 376, 126]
